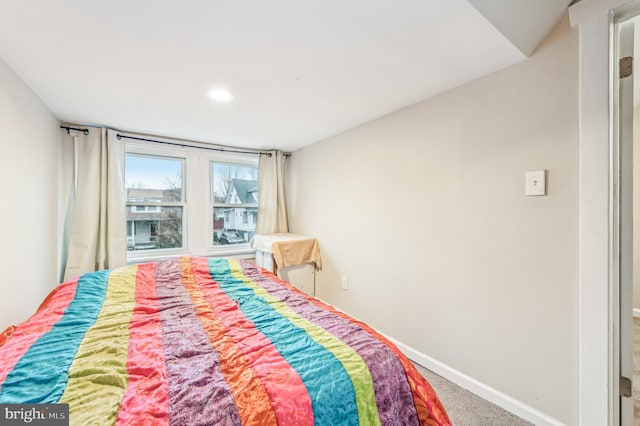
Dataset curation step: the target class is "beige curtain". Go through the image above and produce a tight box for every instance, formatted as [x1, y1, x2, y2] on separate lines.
[63, 127, 126, 281]
[256, 150, 289, 234]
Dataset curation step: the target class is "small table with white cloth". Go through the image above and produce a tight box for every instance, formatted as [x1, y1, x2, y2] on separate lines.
[251, 233, 321, 296]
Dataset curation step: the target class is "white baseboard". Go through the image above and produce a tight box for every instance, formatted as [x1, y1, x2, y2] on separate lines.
[318, 298, 563, 425]
[634, 308, 640, 318]
[383, 335, 565, 426]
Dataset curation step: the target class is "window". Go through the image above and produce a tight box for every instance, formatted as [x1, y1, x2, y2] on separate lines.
[212, 162, 259, 246]
[133, 205, 161, 213]
[125, 154, 184, 252]
[125, 139, 258, 260]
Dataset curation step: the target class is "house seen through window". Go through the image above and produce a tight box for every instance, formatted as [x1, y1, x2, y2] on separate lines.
[125, 154, 184, 252]
[212, 162, 258, 246]
[124, 143, 259, 258]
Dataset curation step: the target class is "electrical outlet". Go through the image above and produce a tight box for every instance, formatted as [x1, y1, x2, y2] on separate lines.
[341, 276, 349, 290]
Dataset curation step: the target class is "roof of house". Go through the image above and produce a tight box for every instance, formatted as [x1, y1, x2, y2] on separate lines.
[227, 179, 258, 204]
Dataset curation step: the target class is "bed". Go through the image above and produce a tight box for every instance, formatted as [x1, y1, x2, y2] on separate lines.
[0, 256, 450, 425]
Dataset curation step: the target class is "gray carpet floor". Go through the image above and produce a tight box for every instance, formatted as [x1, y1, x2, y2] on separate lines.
[413, 363, 532, 426]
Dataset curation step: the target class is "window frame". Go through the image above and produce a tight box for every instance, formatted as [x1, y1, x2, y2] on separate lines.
[210, 161, 259, 251]
[125, 146, 189, 261]
[124, 138, 259, 262]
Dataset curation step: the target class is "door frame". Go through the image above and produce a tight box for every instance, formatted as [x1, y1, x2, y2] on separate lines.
[615, 17, 634, 426]
[570, 0, 636, 424]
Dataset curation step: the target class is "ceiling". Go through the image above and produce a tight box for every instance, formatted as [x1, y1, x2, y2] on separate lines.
[0, 1, 571, 151]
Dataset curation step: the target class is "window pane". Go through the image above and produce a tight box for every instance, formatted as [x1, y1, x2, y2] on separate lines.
[126, 154, 183, 202]
[213, 207, 256, 245]
[212, 163, 258, 205]
[126, 206, 183, 251]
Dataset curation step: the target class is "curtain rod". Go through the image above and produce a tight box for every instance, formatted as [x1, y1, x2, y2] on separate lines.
[116, 134, 274, 157]
[60, 125, 291, 158]
[60, 125, 89, 135]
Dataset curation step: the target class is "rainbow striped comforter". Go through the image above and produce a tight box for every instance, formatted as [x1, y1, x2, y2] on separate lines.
[0, 257, 450, 425]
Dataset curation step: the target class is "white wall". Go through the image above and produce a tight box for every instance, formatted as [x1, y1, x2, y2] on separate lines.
[287, 15, 577, 425]
[0, 58, 61, 330]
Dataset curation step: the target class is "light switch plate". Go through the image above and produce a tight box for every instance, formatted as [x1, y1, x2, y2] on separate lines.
[341, 276, 349, 290]
[525, 170, 546, 196]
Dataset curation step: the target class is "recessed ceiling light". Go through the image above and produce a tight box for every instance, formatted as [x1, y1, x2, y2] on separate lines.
[208, 88, 234, 102]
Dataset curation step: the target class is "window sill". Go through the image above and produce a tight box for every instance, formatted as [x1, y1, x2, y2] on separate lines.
[127, 248, 256, 265]
[206, 247, 256, 258]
